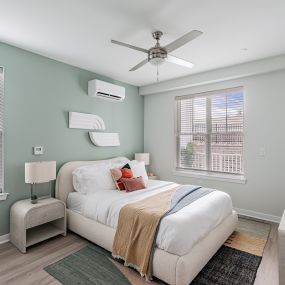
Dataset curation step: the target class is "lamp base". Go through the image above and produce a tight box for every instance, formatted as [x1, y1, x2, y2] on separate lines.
[31, 194, 38, 204]
[30, 184, 38, 204]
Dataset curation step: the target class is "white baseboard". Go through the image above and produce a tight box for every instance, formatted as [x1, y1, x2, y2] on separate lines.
[0, 233, 10, 244]
[235, 207, 281, 223]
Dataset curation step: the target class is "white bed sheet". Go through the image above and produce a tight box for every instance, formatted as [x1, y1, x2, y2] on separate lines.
[67, 180, 233, 256]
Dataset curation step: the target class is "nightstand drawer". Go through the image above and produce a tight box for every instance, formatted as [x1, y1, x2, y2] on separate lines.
[26, 203, 64, 229]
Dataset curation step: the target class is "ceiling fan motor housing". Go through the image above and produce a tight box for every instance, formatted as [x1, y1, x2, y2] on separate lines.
[148, 46, 167, 65]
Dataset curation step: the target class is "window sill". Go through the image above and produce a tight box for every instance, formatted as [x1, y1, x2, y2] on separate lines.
[172, 170, 247, 184]
[0, 193, 9, 201]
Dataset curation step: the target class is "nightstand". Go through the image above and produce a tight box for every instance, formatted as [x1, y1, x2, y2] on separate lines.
[10, 198, 66, 253]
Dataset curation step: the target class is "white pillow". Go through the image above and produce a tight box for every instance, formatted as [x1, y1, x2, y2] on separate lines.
[128, 160, 148, 182]
[110, 158, 130, 169]
[72, 162, 116, 194]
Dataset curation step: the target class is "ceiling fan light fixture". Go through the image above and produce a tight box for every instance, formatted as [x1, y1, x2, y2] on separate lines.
[149, 57, 165, 66]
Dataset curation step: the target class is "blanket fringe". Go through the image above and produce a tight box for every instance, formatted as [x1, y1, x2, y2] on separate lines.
[112, 254, 152, 282]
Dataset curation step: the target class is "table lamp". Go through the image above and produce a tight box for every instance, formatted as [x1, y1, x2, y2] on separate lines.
[135, 153, 150, 166]
[135, 153, 151, 174]
[25, 161, 56, 204]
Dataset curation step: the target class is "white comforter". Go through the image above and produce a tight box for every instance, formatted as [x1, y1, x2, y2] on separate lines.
[67, 180, 233, 256]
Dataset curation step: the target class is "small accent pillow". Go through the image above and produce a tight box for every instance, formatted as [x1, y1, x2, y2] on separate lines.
[121, 176, 146, 192]
[110, 165, 133, 190]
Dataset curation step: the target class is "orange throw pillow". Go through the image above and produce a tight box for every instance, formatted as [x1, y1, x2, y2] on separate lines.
[110, 167, 134, 190]
[121, 168, 133, 178]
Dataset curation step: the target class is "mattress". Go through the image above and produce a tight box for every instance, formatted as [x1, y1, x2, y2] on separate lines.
[67, 180, 233, 256]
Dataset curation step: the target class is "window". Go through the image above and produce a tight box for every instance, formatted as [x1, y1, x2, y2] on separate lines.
[0, 68, 3, 192]
[176, 87, 244, 176]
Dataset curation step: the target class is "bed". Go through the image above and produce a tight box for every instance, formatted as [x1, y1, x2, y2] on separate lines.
[55, 157, 238, 285]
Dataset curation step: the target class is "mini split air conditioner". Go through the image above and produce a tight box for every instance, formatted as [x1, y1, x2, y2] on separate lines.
[88, 79, 125, 102]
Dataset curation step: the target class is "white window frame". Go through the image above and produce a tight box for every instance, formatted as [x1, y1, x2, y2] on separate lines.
[174, 86, 246, 183]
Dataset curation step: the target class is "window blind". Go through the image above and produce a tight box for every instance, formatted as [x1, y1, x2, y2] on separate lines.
[176, 87, 244, 175]
[0, 68, 4, 192]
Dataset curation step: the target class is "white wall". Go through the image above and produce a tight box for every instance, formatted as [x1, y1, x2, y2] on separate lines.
[144, 69, 285, 221]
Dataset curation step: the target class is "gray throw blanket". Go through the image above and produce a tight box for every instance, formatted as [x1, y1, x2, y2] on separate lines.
[167, 185, 215, 216]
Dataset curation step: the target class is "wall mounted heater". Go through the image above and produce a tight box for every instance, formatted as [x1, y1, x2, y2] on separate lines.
[88, 79, 125, 102]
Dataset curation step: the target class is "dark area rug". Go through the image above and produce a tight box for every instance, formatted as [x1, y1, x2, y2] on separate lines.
[45, 218, 270, 285]
[191, 246, 261, 285]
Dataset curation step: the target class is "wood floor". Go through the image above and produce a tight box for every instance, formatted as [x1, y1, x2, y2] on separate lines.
[253, 222, 279, 285]
[0, 222, 279, 285]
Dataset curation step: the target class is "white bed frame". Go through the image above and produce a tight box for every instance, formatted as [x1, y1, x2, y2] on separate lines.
[55, 157, 238, 285]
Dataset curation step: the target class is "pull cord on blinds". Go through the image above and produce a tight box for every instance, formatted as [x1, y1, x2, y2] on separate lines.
[0, 68, 4, 192]
[0, 68, 4, 131]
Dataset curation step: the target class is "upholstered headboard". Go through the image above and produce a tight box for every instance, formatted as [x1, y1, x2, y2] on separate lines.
[55, 157, 129, 204]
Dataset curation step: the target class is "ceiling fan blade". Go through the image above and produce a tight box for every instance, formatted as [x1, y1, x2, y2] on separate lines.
[165, 30, 203, 53]
[166, 55, 194, 68]
[129, 59, 148, 71]
[111, 40, 148, 54]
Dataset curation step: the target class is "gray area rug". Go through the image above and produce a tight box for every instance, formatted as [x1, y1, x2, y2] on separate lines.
[45, 244, 131, 285]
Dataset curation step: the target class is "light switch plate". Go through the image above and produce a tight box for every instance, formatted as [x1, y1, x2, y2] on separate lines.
[259, 147, 266, 157]
[33, 146, 44, 155]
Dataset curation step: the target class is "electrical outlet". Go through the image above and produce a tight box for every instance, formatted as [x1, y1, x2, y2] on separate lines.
[33, 146, 44, 155]
[259, 147, 266, 157]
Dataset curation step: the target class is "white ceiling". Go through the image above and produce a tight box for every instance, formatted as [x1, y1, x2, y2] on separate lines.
[0, 0, 285, 87]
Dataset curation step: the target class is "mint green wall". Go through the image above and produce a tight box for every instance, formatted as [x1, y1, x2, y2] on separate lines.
[0, 42, 144, 236]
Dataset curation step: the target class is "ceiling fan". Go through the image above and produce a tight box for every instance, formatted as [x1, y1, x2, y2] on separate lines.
[111, 30, 203, 71]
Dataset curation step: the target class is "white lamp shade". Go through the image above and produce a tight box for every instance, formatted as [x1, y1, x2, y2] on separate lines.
[25, 161, 56, 183]
[135, 153, 150, 166]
